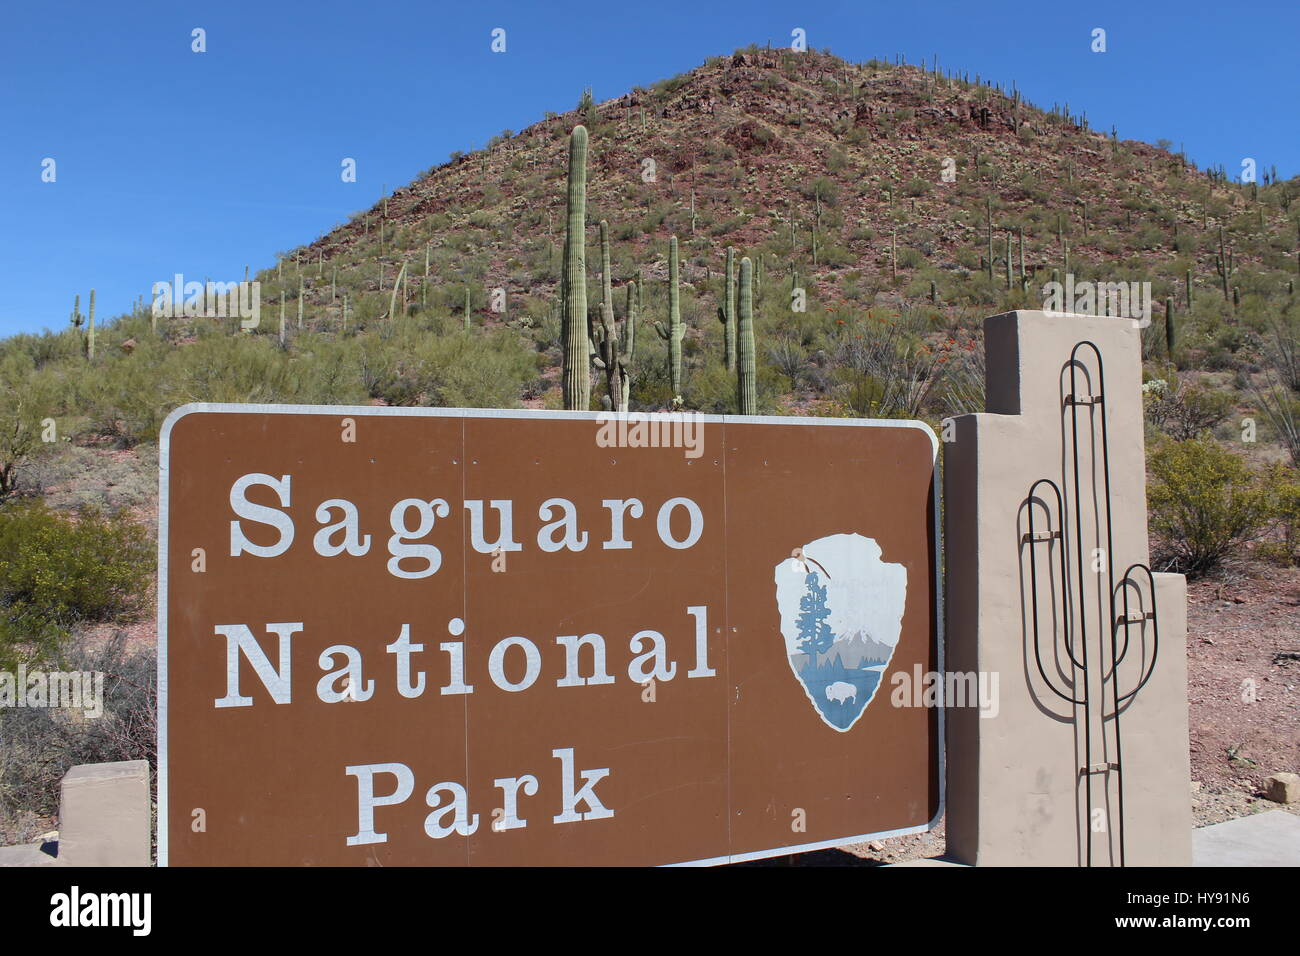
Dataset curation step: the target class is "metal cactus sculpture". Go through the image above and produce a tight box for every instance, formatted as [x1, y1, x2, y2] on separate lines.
[737, 256, 756, 415]
[561, 125, 590, 410]
[654, 234, 685, 397]
[717, 247, 737, 372]
[591, 221, 636, 413]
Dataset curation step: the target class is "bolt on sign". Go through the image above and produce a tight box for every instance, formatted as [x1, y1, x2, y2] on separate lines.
[158, 405, 940, 866]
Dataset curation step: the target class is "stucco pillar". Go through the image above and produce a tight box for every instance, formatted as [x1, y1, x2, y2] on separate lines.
[944, 310, 1191, 866]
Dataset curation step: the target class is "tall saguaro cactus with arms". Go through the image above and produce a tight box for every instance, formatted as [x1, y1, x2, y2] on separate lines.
[591, 221, 636, 413]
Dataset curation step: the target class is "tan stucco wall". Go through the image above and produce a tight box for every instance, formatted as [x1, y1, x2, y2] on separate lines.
[945, 310, 1192, 866]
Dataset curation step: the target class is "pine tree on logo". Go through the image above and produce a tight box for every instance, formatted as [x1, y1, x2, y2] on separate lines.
[796, 571, 835, 662]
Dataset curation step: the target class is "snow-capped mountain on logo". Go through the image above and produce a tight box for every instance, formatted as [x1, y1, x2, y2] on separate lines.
[772, 533, 908, 731]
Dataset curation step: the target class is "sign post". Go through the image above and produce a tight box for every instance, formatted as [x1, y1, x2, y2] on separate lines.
[158, 406, 940, 866]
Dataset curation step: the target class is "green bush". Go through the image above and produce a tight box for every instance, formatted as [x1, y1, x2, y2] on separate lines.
[1146, 437, 1279, 576]
[0, 502, 154, 666]
[363, 326, 538, 408]
[0, 354, 63, 498]
[1257, 468, 1300, 566]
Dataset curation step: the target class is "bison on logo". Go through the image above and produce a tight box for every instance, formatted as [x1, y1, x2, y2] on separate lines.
[773, 533, 907, 731]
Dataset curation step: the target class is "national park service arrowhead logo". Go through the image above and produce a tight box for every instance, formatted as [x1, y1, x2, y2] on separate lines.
[773, 533, 908, 732]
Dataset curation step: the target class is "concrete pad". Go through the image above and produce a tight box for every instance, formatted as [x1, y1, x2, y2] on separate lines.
[0, 841, 61, 866]
[1193, 810, 1300, 867]
[888, 856, 970, 867]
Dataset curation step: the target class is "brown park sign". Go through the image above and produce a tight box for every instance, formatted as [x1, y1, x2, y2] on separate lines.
[158, 405, 941, 866]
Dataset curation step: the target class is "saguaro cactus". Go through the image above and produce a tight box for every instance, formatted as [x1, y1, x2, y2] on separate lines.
[737, 257, 756, 415]
[87, 289, 96, 359]
[388, 262, 407, 321]
[1215, 227, 1234, 303]
[986, 197, 994, 282]
[561, 125, 590, 410]
[717, 247, 737, 372]
[622, 281, 637, 410]
[592, 221, 636, 413]
[1165, 297, 1176, 358]
[654, 234, 685, 397]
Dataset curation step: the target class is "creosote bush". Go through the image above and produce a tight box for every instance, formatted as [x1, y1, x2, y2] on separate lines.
[1146, 437, 1281, 576]
[0, 502, 154, 667]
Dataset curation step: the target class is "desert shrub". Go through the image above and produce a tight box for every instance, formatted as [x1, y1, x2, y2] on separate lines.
[816, 241, 855, 268]
[1252, 383, 1300, 468]
[799, 176, 838, 206]
[901, 177, 931, 198]
[77, 344, 168, 446]
[1146, 437, 1280, 576]
[1256, 469, 1300, 565]
[289, 336, 368, 406]
[1142, 376, 1234, 440]
[667, 349, 783, 416]
[831, 317, 949, 419]
[767, 336, 806, 387]
[825, 149, 850, 173]
[365, 328, 538, 408]
[0, 329, 84, 369]
[163, 333, 296, 405]
[0, 354, 63, 498]
[0, 502, 153, 666]
[0, 632, 156, 845]
[942, 337, 986, 415]
[1260, 309, 1300, 390]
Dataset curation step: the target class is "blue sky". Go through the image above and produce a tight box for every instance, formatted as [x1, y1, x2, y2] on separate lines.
[2, 0, 1295, 338]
